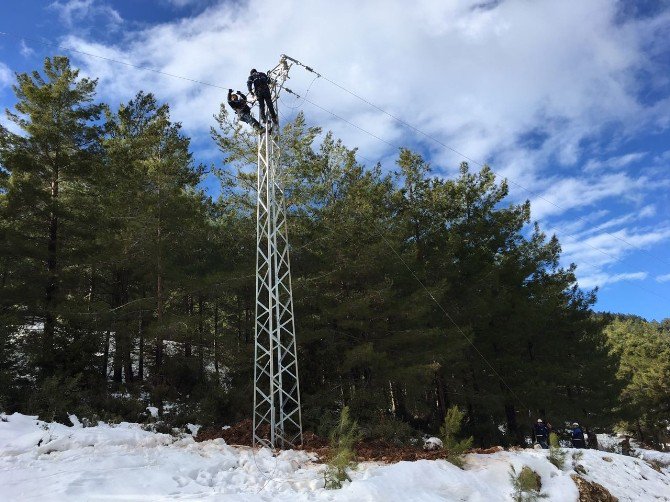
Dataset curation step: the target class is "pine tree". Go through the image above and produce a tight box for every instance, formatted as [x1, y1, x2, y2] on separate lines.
[0, 56, 104, 378]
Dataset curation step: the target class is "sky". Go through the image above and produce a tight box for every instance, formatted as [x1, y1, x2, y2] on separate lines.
[0, 0, 669, 320]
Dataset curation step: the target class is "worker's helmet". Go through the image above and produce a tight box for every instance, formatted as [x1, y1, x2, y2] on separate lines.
[537, 419, 543, 423]
[230, 93, 238, 100]
[572, 422, 579, 427]
[250, 68, 257, 75]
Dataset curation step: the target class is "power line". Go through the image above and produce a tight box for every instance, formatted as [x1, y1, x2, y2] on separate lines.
[286, 91, 670, 302]
[370, 223, 531, 410]
[2, 29, 666, 274]
[4, 30, 664, 302]
[286, 56, 670, 270]
[0, 30, 233, 92]
[0, 33, 620, 415]
[5, 28, 663, 269]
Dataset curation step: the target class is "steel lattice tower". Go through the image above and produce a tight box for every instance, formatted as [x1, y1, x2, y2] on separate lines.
[253, 57, 303, 449]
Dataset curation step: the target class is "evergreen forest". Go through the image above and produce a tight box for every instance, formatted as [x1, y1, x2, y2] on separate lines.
[1, 57, 668, 448]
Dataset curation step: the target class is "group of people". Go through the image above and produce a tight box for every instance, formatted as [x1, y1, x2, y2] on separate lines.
[533, 418, 588, 449]
[227, 68, 278, 133]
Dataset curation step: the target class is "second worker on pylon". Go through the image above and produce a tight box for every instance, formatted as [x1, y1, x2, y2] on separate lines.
[247, 68, 278, 127]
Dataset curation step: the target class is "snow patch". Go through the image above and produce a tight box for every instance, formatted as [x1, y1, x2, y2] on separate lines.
[0, 413, 668, 501]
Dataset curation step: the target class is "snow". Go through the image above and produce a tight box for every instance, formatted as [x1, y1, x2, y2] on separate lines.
[186, 423, 201, 436]
[423, 436, 443, 450]
[147, 406, 159, 418]
[1, 413, 669, 501]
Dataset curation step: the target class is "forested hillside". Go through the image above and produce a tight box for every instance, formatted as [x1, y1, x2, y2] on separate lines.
[1, 57, 668, 447]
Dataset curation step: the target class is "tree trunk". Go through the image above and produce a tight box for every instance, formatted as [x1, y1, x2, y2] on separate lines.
[198, 295, 204, 381]
[185, 295, 193, 358]
[102, 329, 110, 379]
[435, 373, 449, 421]
[213, 302, 219, 384]
[112, 319, 123, 383]
[504, 403, 523, 446]
[42, 169, 59, 375]
[138, 312, 144, 381]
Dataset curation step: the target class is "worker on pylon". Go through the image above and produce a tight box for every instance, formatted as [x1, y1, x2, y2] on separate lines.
[227, 89, 262, 132]
[247, 68, 278, 127]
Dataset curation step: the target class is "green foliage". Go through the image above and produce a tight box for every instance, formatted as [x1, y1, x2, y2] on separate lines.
[572, 451, 587, 475]
[548, 432, 567, 469]
[324, 406, 361, 489]
[0, 55, 652, 449]
[366, 416, 420, 445]
[27, 374, 93, 423]
[510, 465, 545, 501]
[604, 317, 670, 447]
[440, 406, 474, 468]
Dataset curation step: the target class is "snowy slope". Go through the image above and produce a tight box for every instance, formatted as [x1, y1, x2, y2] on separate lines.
[1, 413, 669, 501]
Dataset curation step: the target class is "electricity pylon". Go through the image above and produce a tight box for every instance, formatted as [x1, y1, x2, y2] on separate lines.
[253, 56, 303, 449]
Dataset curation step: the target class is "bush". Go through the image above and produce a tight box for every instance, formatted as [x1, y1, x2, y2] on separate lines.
[440, 405, 473, 468]
[366, 416, 420, 445]
[324, 406, 361, 489]
[548, 432, 567, 469]
[27, 374, 94, 423]
[510, 465, 545, 501]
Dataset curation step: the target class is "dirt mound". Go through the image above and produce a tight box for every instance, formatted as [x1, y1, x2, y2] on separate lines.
[571, 474, 618, 502]
[196, 420, 326, 448]
[196, 419, 258, 445]
[354, 440, 445, 462]
[195, 420, 504, 463]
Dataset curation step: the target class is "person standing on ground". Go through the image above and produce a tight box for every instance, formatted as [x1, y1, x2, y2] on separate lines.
[227, 90, 262, 132]
[533, 419, 549, 449]
[247, 68, 278, 126]
[571, 422, 586, 448]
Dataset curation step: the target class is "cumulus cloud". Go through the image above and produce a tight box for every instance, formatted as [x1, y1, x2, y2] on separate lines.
[657, 273, 670, 283]
[39, 0, 670, 293]
[56, 0, 668, 158]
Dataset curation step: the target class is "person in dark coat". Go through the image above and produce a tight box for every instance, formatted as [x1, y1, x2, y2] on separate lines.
[227, 90, 261, 131]
[533, 419, 549, 449]
[571, 422, 586, 448]
[585, 426, 598, 449]
[247, 69, 278, 125]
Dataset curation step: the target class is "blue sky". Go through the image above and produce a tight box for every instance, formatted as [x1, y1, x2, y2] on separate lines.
[1, 0, 669, 320]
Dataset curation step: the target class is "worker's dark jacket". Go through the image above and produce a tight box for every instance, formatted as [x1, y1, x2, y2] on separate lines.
[227, 93, 251, 115]
[247, 72, 271, 94]
[534, 423, 548, 438]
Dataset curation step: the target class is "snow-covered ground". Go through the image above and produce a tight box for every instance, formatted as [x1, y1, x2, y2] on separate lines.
[1, 413, 669, 501]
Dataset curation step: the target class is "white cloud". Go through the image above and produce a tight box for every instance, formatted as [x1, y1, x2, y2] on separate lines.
[164, 0, 205, 7]
[0, 62, 12, 88]
[42, 0, 670, 295]
[19, 40, 35, 58]
[560, 226, 670, 271]
[57, 0, 668, 161]
[657, 273, 670, 283]
[583, 152, 647, 172]
[578, 271, 647, 289]
[49, 0, 122, 28]
[529, 172, 652, 220]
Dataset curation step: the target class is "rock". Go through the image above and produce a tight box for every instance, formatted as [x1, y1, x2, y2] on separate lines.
[571, 474, 618, 502]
